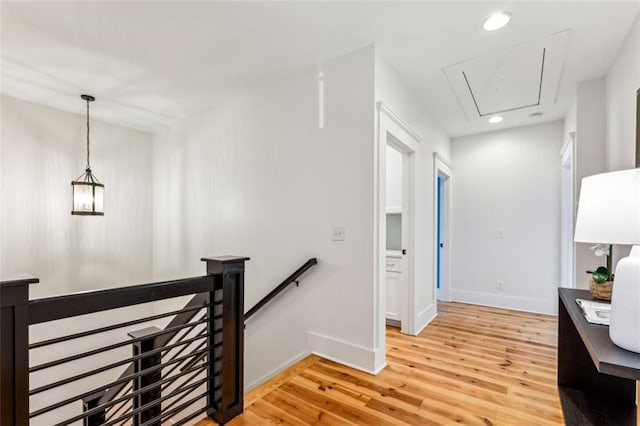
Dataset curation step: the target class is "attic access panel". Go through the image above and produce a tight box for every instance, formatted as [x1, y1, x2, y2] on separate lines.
[444, 31, 569, 120]
[462, 45, 544, 116]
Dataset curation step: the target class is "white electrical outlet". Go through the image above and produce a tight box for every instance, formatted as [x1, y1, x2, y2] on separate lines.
[496, 228, 504, 239]
[496, 280, 504, 291]
[332, 227, 346, 241]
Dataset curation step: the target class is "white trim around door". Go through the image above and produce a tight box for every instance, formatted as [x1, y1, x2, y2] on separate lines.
[374, 101, 420, 373]
[433, 153, 453, 303]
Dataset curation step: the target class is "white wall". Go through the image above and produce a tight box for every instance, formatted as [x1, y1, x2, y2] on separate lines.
[564, 79, 610, 288]
[452, 121, 563, 314]
[374, 52, 451, 337]
[1, 95, 155, 424]
[564, 99, 576, 143]
[606, 12, 640, 172]
[574, 79, 608, 287]
[1, 95, 154, 296]
[562, 99, 577, 289]
[564, 12, 638, 285]
[604, 12, 640, 270]
[152, 46, 377, 387]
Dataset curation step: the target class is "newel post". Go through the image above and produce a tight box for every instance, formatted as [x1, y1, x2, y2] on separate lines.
[0, 275, 38, 426]
[201, 256, 249, 425]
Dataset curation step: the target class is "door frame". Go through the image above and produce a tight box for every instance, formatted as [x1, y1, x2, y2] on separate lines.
[433, 153, 453, 302]
[387, 136, 413, 333]
[374, 101, 419, 372]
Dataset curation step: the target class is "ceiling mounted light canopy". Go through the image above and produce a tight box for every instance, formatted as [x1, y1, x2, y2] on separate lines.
[483, 12, 511, 31]
[71, 94, 104, 216]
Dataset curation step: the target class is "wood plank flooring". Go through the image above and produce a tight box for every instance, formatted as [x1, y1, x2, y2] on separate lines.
[197, 302, 564, 425]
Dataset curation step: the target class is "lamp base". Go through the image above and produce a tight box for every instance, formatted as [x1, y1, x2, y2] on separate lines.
[609, 246, 640, 353]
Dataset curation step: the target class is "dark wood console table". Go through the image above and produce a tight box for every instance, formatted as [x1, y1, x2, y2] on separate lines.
[558, 288, 640, 425]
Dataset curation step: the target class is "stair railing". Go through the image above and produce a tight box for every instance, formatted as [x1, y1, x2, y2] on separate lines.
[0, 256, 248, 426]
[1, 256, 318, 426]
[180, 258, 318, 374]
[245, 257, 318, 321]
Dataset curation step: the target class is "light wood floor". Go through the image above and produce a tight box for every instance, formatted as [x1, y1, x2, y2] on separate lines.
[197, 302, 563, 425]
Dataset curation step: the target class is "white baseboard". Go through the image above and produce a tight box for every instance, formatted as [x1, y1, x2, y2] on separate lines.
[413, 303, 437, 335]
[246, 333, 387, 392]
[307, 331, 383, 375]
[451, 289, 557, 315]
[245, 350, 311, 391]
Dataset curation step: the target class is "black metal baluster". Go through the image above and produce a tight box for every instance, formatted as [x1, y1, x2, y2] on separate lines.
[129, 326, 162, 426]
[82, 391, 107, 426]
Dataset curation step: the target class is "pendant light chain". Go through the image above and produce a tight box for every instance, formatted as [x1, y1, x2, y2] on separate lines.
[86, 97, 91, 171]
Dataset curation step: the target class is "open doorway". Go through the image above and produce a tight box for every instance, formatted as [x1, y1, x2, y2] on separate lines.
[384, 143, 408, 329]
[434, 154, 452, 302]
[385, 144, 403, 326]
[375, 102, 419, 372]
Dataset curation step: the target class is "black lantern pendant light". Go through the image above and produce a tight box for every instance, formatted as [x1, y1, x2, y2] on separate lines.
[71, 94, 104, 215]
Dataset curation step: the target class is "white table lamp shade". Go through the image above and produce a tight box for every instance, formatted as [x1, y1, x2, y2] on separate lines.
[574, 168, 640, 245]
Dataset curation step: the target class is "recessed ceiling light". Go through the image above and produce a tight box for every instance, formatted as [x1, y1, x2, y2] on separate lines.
[529, 112, 544, 118]
[488, 116, 503, 124]
[483, 12, 511, 31]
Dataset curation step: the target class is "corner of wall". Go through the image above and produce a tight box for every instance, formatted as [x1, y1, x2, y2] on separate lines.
[307, 331, 383, 375]
[412, 303, 437, 336]
[245, 350, 312, 391]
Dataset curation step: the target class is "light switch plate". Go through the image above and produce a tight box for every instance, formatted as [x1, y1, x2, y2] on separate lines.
[332, 227, 346, 241]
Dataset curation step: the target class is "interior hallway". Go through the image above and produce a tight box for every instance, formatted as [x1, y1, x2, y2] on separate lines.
[198, 302, 562, 425]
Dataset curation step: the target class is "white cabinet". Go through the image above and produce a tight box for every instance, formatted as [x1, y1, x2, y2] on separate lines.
[385, 253, 403, 322]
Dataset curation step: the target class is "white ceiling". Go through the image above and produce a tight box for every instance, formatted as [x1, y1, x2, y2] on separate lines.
[444, 30, 568, 122]
[2, 1, 638, 137]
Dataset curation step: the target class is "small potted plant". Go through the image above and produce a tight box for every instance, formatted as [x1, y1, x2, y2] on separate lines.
[588, 244, 614, 300]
